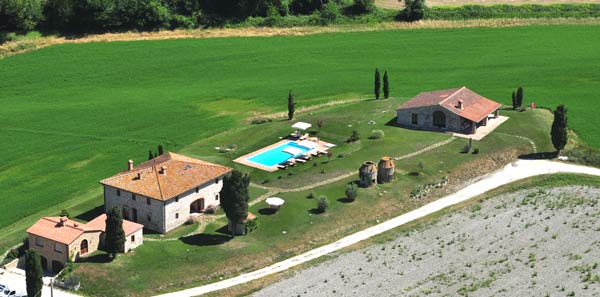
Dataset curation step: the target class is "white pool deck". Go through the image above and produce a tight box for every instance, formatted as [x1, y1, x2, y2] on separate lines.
[234, 138, 335, 172]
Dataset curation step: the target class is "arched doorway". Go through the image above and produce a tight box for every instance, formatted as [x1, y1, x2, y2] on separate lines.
[433, 111, 447, 128]
[81, 239, 89, 255]
[52, 260, 64, 274]
[190, 198, 205, 213]
[40, 256, 48, 271]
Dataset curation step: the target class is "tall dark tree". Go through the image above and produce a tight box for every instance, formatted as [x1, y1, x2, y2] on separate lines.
[551, 104, 568, 154]
[374, 68, 381, 99]
[383, 70, 389, 99]
[158, 144, 164, 155]
[220, 170, 250, 236]
[511, 91, 517, 109]
[148, 149, 154, 160]
[105, 206, 125, 258]
[516, 86, 524, 108]
[287, 90, 295, 120]
[25, 250, 43, 297]
[403, 0, 425, 21]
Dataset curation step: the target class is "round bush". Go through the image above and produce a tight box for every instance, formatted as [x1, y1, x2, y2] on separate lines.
[368, 129, 385, 139]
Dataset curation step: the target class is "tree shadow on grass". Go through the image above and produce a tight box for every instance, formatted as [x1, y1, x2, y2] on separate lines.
[519, 151, 557, 160]
[79, 253, 112, 264]
[180, 233, 232, 246]
[74, 205, 105, 222]
[308, 208, 325, 215]
[258, 208, 277, 215]
[337, 197, 355, 203]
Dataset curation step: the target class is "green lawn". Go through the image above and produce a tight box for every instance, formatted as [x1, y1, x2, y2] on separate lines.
[72, 104, 550, 296]
[1, 24, 599, 254]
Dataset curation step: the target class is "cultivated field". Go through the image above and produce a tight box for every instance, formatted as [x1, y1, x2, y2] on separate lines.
[375, 0, 600, 9]
[254, 185, 600, 296]
[1, 24, 600, 264]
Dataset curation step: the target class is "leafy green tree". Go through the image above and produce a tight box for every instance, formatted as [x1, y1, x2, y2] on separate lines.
[383, 70, 389, 99]
[511, 91, 517, 109]
[316, 195, 329, 213]
[0, 0, 44, 32]
[220, 170, 250, 235]
[347, 130, 360, 143]
[287, 89, 295, 120]
[25, 250, 43, 297]
[345, 183, 358, 202]
[516, 86, 524, 108]
[347, 0, 375, 15]
[403, 0, 425, 21]
[319, 1, 340, 23]
[105, 206, 125, 258]
[374, 68, 381, 99]
[551, 104, 568, 154]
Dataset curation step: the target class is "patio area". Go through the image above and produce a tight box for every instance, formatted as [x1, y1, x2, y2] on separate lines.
[452, 116, 509, 140]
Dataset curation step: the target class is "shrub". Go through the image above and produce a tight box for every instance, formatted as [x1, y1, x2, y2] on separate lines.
[60, 209, 70, 218]
[245, 218, 258, 234]
[345, 183, 358, 202]
[307, 192, 315, 199]
[251, 117, 273, 124]
[347, 130, 360, 143]
[319, 2, 341, 23]
[346, 0, 375, 15]
[204, 205, 217, 215]
[472, 148, 479, 154]
[316, 195, 329, 213]
[368, 129, 385, 140]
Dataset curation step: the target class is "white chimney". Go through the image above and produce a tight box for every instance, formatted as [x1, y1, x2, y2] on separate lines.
[161, 166, 167, 175]
[137, 171, 143, 180]
[457, 100, 464, 110]
[59, 216, 68, 227]
[128, 160, 134, 171]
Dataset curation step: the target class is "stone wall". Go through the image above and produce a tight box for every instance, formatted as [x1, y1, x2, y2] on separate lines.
[124, 228, 143, 252]
[104, 185, 166, 232]
[163, 178, 223, 232]
[28, 234, 69, 272]
[70, 231, 101, 260]
[396, 106, 466, 134]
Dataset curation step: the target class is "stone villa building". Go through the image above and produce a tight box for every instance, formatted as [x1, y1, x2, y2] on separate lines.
[397, 87, 502, 135]
[26, 215, 143, 273]
[100, 152, 232, 233]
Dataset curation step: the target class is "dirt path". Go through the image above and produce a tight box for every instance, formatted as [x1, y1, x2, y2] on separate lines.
[154, 159, 600, 297]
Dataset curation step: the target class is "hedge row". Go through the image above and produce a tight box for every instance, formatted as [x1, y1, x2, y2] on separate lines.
[425, 4, 600, 20]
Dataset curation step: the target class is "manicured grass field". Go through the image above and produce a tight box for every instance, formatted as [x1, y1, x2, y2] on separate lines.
[1, 24, 599, 253]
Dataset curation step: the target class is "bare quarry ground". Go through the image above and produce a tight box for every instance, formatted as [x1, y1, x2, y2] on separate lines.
[254, 186, 600, 297]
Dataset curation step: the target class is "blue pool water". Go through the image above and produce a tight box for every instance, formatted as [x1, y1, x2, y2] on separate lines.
[248, 141, 311, 167]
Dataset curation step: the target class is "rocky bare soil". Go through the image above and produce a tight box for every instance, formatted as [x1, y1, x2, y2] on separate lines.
[254, 186, 600, 297]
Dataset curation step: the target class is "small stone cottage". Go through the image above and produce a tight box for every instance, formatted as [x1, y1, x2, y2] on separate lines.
[26, 215, 142, 273]
[100, 152, 232, 233]
[397, 87, 502, 135]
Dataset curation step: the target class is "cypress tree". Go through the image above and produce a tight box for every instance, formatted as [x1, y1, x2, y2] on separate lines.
[551, 104, 568, 154]
[105, 206, 125, 258]
[288, 90, 295, 120]
[148, 149, 154, 160]
[516, 86, 524, 108]
[383, 70, 389, 99]
[374, 68, 381, 99]
[158, 144, 164, 155]
[220, 170, 250, 236]
[25, 250, 43, 297]
[511, 91, 517, 109]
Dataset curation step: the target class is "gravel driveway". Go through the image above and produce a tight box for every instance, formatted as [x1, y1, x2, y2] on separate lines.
[254, 186, 600, 297]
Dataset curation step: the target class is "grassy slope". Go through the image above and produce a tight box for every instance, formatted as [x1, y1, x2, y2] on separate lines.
[1, 24, 599, 248]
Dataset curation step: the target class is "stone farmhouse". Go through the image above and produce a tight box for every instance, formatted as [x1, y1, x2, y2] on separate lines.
[100, 152, 232, 233]
[397, 87, 502, 135]
[26, 215, 143, 273]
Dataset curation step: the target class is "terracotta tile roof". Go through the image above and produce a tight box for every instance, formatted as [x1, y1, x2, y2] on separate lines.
[398, 87, 502, 122]
[26, 217, 93, 245]
[99, 152, 232, 201]
[86, 214, 144, 236]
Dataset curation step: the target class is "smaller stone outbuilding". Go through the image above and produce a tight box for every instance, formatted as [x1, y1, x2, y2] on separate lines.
[377, 157, 395, 184]
[359, 161, 378, 187]
[397, 87, 502, 135]
[27, 215, 143, 273]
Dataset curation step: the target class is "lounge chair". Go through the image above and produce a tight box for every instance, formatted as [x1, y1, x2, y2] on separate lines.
[294, 158, 307, 163]
[277, 164, 288, 170]
[299, 154, 311, 160]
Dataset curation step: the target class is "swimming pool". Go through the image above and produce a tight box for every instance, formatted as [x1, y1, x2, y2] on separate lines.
[247, 141, 311, 167]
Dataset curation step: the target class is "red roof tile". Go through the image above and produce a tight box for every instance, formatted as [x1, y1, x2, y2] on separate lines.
[26, 217, 93, 245]
[398, 87, 502, 122]
[99, 152, 232, 201]
[86, 214, 143, 236]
